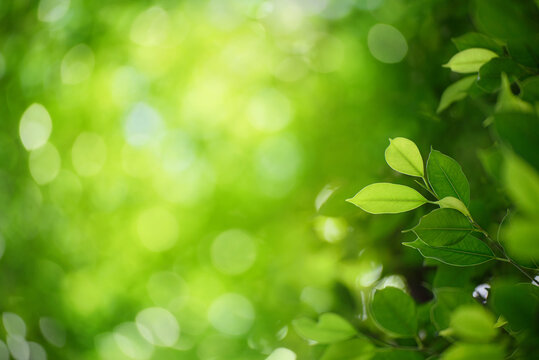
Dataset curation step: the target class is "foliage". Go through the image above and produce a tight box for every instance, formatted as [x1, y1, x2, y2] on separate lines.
[1, 0, 538, 360]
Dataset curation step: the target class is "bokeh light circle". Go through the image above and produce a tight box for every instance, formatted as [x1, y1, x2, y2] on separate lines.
[19, 103, 52, 151]
[208, 293, 255, 336]
[367, 24, 408, 64]
[135, 307, 179, 347]
[211, 229, 257, 275]
[29, 142, 61, 185]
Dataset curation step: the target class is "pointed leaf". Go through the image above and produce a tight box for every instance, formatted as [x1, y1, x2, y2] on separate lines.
[403, 235, 494, 266]
[435, 196, 471, 218]
[451, 32, 504, 54]
[437, 76, 476, 113]
[443, 48, 498, 73]
[371, 287, 417, 337]
[411, 208, 474, 247]
[427, 150, 470, 206]
[384, 137, 424, 177]
[347, 183, 427, 214]
[292, 313, 356, 344]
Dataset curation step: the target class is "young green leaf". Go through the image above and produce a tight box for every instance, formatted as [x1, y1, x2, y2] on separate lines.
[347, 183, 427, 214]
[292, 313, 357, 344]
[435, 196, 471, 218]
[384, 137, 424, 177]
[451, 32, 504, 54]
[443, 48, 498, 73]
[450, 304, 497, 342]
[427, 150, 470, 206]
[371, 287, 417, 337]
[403, 235, 494, 267]
[437, 76, 476, 113]
[411, 208, 474, 246]
[442, 344, 504, 360]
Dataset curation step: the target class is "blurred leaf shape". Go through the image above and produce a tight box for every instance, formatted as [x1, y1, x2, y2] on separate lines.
[292, 313, 357, 344]
[449, 304, 497, 342]
[437, 75, 476, 113]
[441, 343, 504, 360]
[371, 287, 417, 337]
[431, 288, 475, 331]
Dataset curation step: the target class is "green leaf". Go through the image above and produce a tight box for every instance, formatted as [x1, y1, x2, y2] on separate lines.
[437, 76, 476, 113]
[347, 183, 427, 214]
[410, 208, 474, 247]
[503, 153, 539, 215]
[450, 304, 497, 342]
[495, 74, 534, 114]
[521, 76, 539, 103]
[431, 288, 475, 331]
[292, 313, 357, 344]
[451, 32, 504, 54]
[442, 343, 504, 360]
[503, 216, 539, 263]
[403, 235, 494, 267]
[371, 287, 417, 337]
[435, 196, 471, 218]
[490, 282, 539, 332]
[427, 150, 470, 206]
[477, 58, 524, 93]
[372, 350, 424, 360]
[443, 48, 498, 73]
[384, 137, 424, 177]
[495, 113, 539, 170]
[321, 338, 375, 360]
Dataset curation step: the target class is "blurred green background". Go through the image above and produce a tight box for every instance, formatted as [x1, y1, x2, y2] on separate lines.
[0, 0, 506, 359]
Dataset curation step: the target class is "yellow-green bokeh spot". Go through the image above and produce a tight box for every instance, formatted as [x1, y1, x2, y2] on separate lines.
[385, 137, 424, 177]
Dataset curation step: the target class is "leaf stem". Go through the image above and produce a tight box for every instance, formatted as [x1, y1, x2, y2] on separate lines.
[473, 220, 539, 286]
[421, 177, 438, 199]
